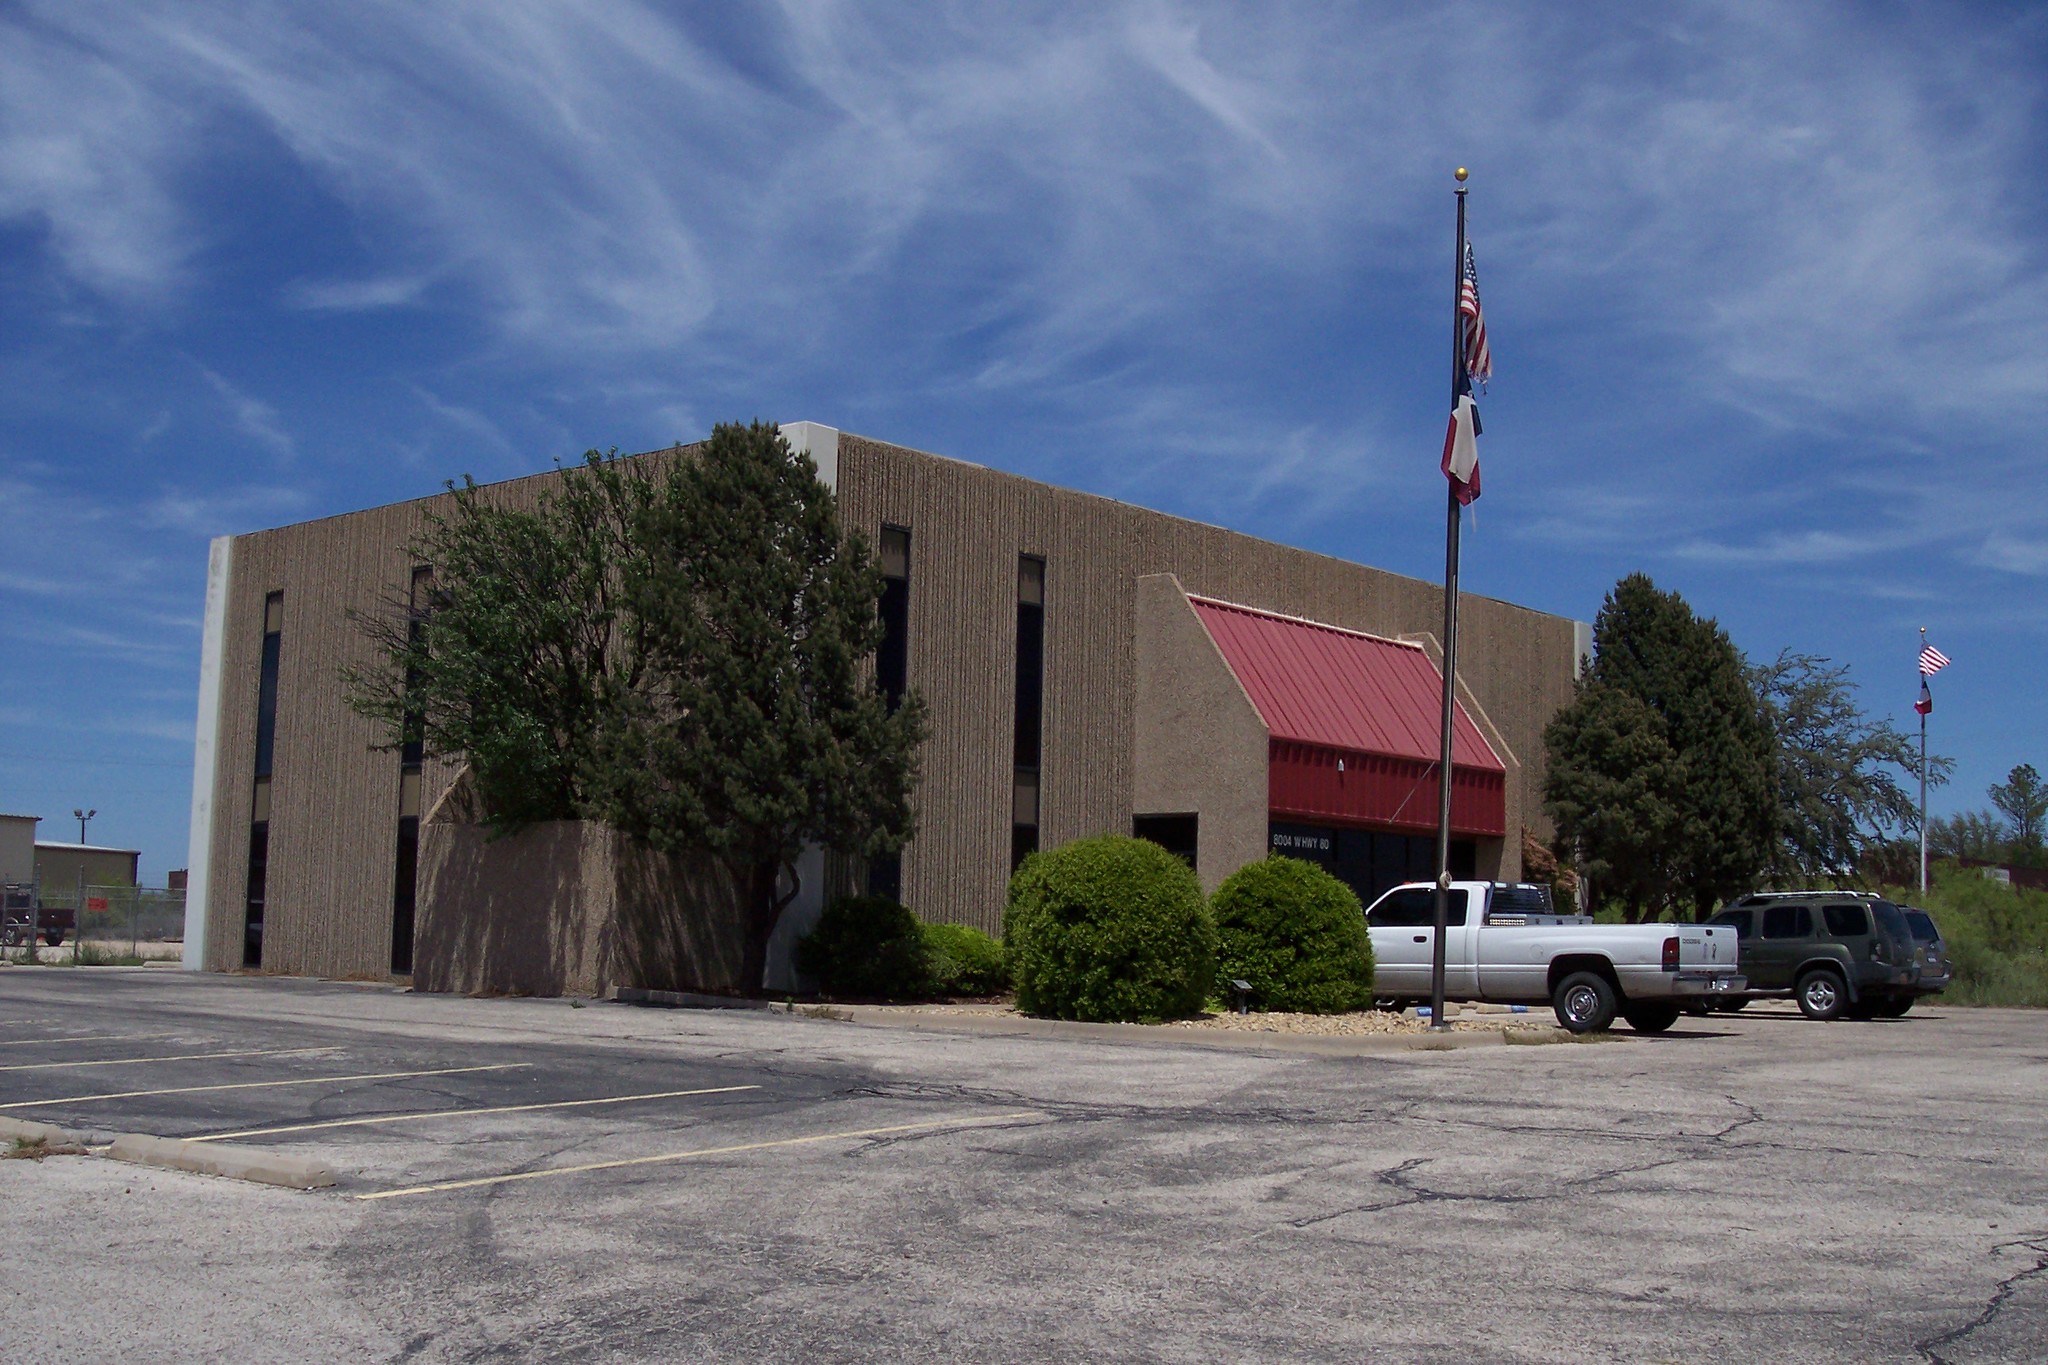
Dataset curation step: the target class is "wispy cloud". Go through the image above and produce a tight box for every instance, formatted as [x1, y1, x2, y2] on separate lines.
[285, 275, 429, 311]
[410, 385, 512, 456]
[145, 484, 309, 534]
[199, 367, 295, 459]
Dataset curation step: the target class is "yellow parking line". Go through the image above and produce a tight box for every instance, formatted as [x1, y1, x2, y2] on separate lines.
[0, 1033, 181, 1048]
[191, 1084, 763, 1141]
[0, 1046, 340, 1073]
[0, 1063, 530, 1111]
[357, 1111, 1045, 1201]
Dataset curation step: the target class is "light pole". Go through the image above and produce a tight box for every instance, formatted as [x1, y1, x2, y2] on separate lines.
[73, 808, 95, 844]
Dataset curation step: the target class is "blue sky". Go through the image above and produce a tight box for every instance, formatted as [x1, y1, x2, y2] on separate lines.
[2, 2, 2043, 880]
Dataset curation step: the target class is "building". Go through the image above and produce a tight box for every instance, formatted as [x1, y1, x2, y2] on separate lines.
[33, 841, 141, 891]
[1, 814, 37, 887]
[182, 425, 1587, 987]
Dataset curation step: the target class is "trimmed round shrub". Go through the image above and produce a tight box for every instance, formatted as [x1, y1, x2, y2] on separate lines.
[1212, 856, 1373, 1013]
[794, 895, 932, 999]
[1004, 835, 1216, 1022]
[921, 922, 1010, 997]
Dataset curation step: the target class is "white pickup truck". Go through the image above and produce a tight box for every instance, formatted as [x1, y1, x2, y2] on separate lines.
[1363, 881, 1746, 1033]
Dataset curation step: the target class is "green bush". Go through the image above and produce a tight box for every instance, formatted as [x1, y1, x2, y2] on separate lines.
[921, 922, 1009, 996]
[1004, 835, 1216, 1022]
[794, 895, 932, 999]
[1880, 867, 2048, 1008]
[1212, 856, 1374, 1013]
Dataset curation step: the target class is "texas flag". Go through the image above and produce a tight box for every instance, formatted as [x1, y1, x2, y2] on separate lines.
[1442, 393, 1481, 505]
[1914, 677, 1933, 716]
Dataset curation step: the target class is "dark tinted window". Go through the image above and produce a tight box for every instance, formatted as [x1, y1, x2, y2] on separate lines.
[1761, 905, 1812, 940]
[1488, 885, 1555, 918]
[1871, 901, 1912, 942]
[1368, 888, 1469, 928]
[1708, 909, 1754, 940]
[1133, 814, 1197, 869]
[877, 528, 909, 711]
[1823, 905, 1870, 937]
[1904, 910, 1939, 943]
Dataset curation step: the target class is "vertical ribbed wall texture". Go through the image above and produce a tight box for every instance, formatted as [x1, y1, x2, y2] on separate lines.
[833, 434, 1578, 937]
[201, 432, 1578, 975]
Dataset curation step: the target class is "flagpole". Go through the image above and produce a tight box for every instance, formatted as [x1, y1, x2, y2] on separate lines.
[1919, 626, 1929, 897]
[1430, 170, 1469, 1032]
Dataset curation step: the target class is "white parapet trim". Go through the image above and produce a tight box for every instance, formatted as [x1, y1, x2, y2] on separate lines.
[1573, 619, 1594, 680]
[182, 536, 233, 970]
[780, 421, 839, 491]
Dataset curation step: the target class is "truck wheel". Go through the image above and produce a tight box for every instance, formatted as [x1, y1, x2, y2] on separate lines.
[1553, 972, 1618, 1034]
[1795, 969, 1847, 1021]
[1711, 996, 1750, 1013]
[1622, 1003, 1681, 1034]
[42, 931, 63, 947]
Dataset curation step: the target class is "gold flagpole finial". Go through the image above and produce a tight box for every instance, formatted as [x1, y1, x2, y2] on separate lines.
[1454, 167, 1468, 182]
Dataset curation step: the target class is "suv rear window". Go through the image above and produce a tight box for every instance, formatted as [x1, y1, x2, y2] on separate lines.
[1368, 889, 1470, 928]
[1708, 908, 1754, 940]
[1823, 904, 1870, 937]
[1762, 905, 1812, 940]
[1904, 910, 1939, 943]
[1870, 901, 1912, 941]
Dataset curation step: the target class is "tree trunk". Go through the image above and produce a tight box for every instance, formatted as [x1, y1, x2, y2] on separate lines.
[739, 860, 782, 995]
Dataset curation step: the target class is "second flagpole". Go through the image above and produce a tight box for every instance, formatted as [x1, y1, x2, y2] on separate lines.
[1429, 171, 1469, 1030]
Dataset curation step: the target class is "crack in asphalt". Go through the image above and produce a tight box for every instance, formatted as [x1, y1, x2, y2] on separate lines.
[1914, 1234, 2048, 1364]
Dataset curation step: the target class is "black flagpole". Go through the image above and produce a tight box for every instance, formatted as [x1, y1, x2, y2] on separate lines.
[1430, 170, 1469, 1031]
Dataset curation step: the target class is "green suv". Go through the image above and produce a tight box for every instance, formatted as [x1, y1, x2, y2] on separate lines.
[1705, 892, 1922, 1020]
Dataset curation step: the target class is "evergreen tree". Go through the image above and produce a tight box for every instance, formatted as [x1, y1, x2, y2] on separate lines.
[585, 422, 928, 989]
[1543, 573, 1777, 920]
[1541, 680, 1681, 921]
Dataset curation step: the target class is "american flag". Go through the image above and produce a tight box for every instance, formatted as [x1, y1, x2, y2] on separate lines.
[1919, 643, 1950, 676]
[1460, 243, 1491, 388]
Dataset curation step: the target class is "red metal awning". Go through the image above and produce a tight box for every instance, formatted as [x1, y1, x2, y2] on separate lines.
[1189, 596, 1506, 837]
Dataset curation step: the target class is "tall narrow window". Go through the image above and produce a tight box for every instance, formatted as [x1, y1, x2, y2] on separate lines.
[391, 566, 431, 974]
[1011, 555, 1045, 869]
[244, 591, 283, 967]
[867, 529, 910, 900]
[877, 527, 910, 712]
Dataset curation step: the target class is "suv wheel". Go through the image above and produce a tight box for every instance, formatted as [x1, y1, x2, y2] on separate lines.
[1874, 996, 1914, 1019]
[1552, 971, 1618, 1034]
[1795, 969, 1847, 1021]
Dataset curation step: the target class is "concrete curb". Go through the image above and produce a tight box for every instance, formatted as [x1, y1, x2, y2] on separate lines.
[107, 1133, 336, 1190]
[1, 1115, 84, 1147]
[614, 987, 774, 1011]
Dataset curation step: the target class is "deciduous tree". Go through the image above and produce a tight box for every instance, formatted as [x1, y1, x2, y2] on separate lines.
[343, 451, 653, 829]
[1752, 650, 1948, 884]
[1990, 763, 2047, 865]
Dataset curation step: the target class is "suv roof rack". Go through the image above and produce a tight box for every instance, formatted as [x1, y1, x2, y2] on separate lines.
[1736, 890, 1879, 905]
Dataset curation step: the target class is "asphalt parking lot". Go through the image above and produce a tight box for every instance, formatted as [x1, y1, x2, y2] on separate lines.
[2, 969, 2043, 1364]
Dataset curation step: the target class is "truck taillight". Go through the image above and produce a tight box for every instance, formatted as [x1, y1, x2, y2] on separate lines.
[1662, 936, 1680, 972]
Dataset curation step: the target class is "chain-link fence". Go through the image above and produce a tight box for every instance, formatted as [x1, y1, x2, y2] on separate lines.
[4, 882, 185, 963]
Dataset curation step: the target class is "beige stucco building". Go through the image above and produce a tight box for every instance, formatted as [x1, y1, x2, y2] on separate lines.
[33, 842, 141, 891]
[182, 425, 1587, 990]
[1, 814, 37, 887]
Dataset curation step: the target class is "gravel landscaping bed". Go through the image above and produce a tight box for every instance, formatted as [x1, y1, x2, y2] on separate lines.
[873, 1001, 1562, 1035]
